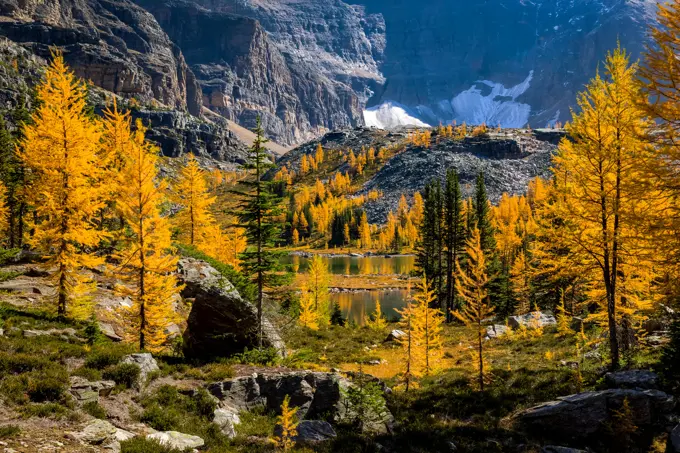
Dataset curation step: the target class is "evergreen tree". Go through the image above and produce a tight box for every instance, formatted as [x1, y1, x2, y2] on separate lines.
[19, 53, 105, 317]
[236, 117, 286, 348]
[416, 180, 443, 304]
[443, 168, 465, 318]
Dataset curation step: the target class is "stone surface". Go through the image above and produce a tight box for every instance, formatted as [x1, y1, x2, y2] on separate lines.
[179, 258, 285, 359]
[121, 353, 159, 387]
[98, 322, 122, 342]
[384, 330, 406, 342]
[486, 324, 508, 339]
[667, 423, 680, 453]
[274, 420, 337, 443]
[208, 371, 392, 434]
[69, 376, 115, 404]
[213, 408, 240, 439]
[72, 419, 118, 445]
[517, 388, 675, 441]
[508, 311, 557, 330]
[146, 431, 204, 450]
[604, 370, 659, 390]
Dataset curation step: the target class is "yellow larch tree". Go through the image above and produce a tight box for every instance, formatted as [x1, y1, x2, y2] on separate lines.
[548, 46, 658, 369]
[300, 255, 330, 326]
[100, 99, 134, 222]
[0, 181, 8, 241]
[298, 281, 320, 330]
[453, 228, 494, 391]
[365, 299, 387, 331]
[315, 143, 324, 165]
[114, 118, 181, 351]
[395, 284, 420, 391]
[273, 395, 299, 451]
[510, 252, 531, 315]
[171, 154, 218, 249]
[359, 211, 372, 248]
[19, 52, 105, 318]
[409, 277, 445, 377]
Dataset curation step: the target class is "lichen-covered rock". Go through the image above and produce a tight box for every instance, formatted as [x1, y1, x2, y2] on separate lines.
[146, 431, 204, 450]
[213, 408, 240, 439]
[121, 353, 159, 387]
[517, 388, 675, 442]
[69, 376, 115, 404]
[274, 420, 337, 443]
[179, 258, 285, 359]
[508, 311, 557, 330]
[604, 370, 659, 390]
[486, 324, 508, 339]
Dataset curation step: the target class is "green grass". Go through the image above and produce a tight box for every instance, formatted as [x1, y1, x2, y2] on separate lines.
[0, 424, 20, 439]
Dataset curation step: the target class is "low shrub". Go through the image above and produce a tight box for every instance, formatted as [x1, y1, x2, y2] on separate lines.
[103, 363, 140, 389]
[84, 344, 132, 370]
[26, 366, 69, 402]
[120, 437, 181, 453]
[201, 363, 234, 382]
[82, 401, 107, 419]
[193, 388, 217, 418]
[141, 403, 179, 431]
[0, 374, 29, 405]
[71, 366, 103, 382]
[232, 347, 280, 366]
[0, 424, 20, 439]
[0, 352, 50, 374]
[20, 402, 69, 419]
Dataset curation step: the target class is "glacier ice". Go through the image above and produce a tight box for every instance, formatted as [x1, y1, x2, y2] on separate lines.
[363, 101, 431, 129]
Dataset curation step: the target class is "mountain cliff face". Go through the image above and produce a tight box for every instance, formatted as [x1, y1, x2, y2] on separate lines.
[359, 0, 659, 129]
[135, 0, 385, 146]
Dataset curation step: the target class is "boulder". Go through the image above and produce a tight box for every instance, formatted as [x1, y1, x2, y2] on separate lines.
[71, 419, 118, 445]
[179, 258, 285, 359]
[23, 328, 83, 340]
[604, 370, 659, 390]
[213, 408, 240, 438]
[146, 431, 204, 450]
[384, 329, 406, 342]
[69, 376, 115, 404]
[274, 420, 336, 443]
[121, 353, 159, 387]
[667, 423, 680, 453]
[98, 322, 122, 342]
[508, 311, 556, 329]
[485, 324, 508, 339]
[542, 447, 587, 453]
[517, 388, 675, 441]
[208, 371, 394, 434]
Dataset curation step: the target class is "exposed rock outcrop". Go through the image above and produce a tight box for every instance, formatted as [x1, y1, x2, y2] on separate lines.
[135, 0, 385, 146]
[0, 0, 201, 115]
[274, 420, 337, 444]
[517, 388, 674, 442]
[508, 311, 557, 330]
[179, 258, 286, 359]
[604, 370, 660, 391]
[121, 353, 159, 388]
[146, 431, 204, 450]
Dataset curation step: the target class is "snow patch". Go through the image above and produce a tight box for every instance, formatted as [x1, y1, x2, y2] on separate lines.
[363, 101, 431, 129]
[447, 71, 534, 128]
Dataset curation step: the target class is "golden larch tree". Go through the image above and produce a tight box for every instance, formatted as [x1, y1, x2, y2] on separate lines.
[114, 118, 181, 351]
[0, 181, 8, 241]
[273, 395, 299, 451]
[19, 52, 105, 317]
[549, 46, 658, 369]
[301, 255, 330, 325]
[453, 228, 494, 391]
[298, 281, 320, 330]
[171, 154, 218, 249]
[404, 277, 445, 378]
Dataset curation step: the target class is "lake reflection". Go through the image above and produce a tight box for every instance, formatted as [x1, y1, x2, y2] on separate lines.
[332, 289, 409, 326]
[282, 254, 415, 276]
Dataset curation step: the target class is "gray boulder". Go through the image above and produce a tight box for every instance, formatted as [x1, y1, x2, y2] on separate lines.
[69, 376, 115, 404]
[146, 431, 204, 450]
[542, 447, 587, 453]
[121, 353, 159, 388]
[179, 258, 285, 359]
[98, 322, 122, 342]
[667, 423, 680, 453]
[70, 419, 117, 445]
[274, 420, 336, 443]
[384, 329, 406, 342]
[213, 408, 240, 439]
[518, 388, 675, 441]
[508, 311, 556, 329]
[604, 370, 659, 390]
[486, 324, 508, 339]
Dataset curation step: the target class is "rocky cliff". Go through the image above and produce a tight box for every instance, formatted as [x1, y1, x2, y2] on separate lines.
[135, 0, 385, 146]
[361, 0, 658, 129]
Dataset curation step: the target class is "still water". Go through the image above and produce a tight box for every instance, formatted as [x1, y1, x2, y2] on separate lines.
[282, 254, 415, 276]
[283, 254, 415, 326]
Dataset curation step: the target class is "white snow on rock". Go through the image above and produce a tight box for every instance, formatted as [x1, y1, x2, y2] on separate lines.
[363, 101, 431, 129]
[448, 71, 534, 128]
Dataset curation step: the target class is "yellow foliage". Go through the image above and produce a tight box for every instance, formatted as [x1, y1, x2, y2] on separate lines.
[19, 52, 105, 318]
[113, 118, 181, 351]
[299, 255, 330, 326]
[365, 299, 387, 331]
[273, 395, 299, 451]
[0, 181, 8, 240]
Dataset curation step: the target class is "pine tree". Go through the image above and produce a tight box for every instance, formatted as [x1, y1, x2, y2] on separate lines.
[444, 168, 465, 318]
[172, 154, 217, 248]
[453, 228, 494, 391]
[236, 117, 286, 348]
[19, 52, 105, 317]
[416, 180, 443, 303]
[113, 118, 180, 351]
